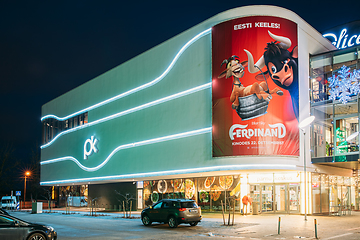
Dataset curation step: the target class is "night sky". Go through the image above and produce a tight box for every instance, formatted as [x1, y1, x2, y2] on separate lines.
[1, 1, 359, 161]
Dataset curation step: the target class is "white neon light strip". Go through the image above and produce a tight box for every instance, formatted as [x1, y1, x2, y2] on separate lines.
[40, 164, 298, 185]
[40, 82, 211, 149]
[41, 28, 212, 122]
[41, 127, 212, 172]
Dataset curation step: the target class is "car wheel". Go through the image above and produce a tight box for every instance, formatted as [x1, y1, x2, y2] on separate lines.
[141, 214, 152, 226]
[190, 221, 198, 226]
[168, 216, 178, 228]
[28, 233, 46, 240]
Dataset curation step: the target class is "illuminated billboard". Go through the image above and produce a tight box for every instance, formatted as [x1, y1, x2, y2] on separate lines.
[212, 16, 299, 157]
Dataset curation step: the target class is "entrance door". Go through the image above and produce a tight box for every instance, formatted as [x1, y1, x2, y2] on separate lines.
[342, 186, 350, 206]
[289, 184, 300, 213]
[275, 185, 287, 212]
[261, 185, 273, 212]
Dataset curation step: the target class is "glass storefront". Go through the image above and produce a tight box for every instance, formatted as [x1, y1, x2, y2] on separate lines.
[310, 46, 360, 213]
[58, 185, 88, 207]
[141, 172, 301, 214]
[143, 176, 242, 212]
[251, 183, 300, 213]
[312, 173, 357, 214]
[310, 46, 360, 160]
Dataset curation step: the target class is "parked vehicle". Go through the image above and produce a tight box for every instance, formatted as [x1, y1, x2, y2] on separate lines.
[0, 213, 57, 240]
[141, 199, 201, 228]
[1, 196, 17, 210]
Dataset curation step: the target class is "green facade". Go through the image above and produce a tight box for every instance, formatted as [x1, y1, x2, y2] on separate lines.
[41, 22, 214, 184]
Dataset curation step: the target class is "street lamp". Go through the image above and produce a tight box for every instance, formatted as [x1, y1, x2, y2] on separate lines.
[24, 171, 31, 205]
[299, 116, 315, 221]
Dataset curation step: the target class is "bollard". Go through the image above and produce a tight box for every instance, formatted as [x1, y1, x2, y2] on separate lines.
[314, 219, 318, 239]
[278, 217, 281, 234]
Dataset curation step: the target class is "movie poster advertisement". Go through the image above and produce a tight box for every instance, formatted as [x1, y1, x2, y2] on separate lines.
[212, 16, 299, 157]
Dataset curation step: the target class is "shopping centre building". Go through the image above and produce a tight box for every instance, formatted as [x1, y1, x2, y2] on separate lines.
[40, 5, 360, 215]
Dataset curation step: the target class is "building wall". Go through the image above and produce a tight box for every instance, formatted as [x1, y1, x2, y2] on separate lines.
[40, 5, 336, 186]
[88, 182, 137, 211]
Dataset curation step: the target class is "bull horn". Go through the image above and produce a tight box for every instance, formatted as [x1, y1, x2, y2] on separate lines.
[244, 49, 265, 73]
[220, 59, 228, 67]
[268, 31, 291, 49]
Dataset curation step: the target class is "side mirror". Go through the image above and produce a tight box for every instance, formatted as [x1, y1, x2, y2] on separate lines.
[12, 221, 19, 227]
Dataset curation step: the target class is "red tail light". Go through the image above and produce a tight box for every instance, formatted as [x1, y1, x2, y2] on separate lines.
[178, 208, 187, 212]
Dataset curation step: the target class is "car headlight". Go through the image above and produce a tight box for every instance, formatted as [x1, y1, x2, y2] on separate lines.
[46, 226, 54, 232]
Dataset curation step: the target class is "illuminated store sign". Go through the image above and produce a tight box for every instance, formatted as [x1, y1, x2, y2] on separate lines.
[323, 29, 360, 49]
[248, 172, 300, 184]
[323, 21, 360, 49]
[84, 136, 98, 159]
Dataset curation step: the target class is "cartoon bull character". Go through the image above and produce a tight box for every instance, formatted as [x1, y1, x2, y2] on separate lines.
[218, 55, 283, 110]
[244, 31, 299, 121]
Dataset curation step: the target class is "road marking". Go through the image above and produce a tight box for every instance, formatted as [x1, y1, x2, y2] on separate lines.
[323, 232, 353, 239]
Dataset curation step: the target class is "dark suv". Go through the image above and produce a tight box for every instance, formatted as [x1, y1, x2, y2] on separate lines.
[141, 199, 201, 228]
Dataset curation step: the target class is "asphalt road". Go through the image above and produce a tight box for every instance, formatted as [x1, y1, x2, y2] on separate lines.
[9, 210, 360, 239]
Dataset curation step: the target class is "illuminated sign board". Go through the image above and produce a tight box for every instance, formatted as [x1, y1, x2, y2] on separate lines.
[84, 136, 98, 159]
[212, 16, 299, 157]
[323, 29, 360, 49]
[248, 172, 301, 184]
[323, 21, 360, 49]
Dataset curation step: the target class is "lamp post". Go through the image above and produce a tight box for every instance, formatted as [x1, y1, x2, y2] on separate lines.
[24, 171, 31, 205]
[299, 116, 315, 221]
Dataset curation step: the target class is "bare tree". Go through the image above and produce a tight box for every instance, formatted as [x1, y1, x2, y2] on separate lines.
[115, 191, 135, 218]
[87, 197, 101, 216]
[221, 196, 236, 226]
[42, 188, 53, 213]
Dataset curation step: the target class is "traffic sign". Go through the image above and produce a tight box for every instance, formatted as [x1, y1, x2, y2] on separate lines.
[16, 191, 21, 196]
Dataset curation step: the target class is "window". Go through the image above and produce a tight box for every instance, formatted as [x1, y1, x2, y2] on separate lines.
[0, 216, 14, 225]
[310, 53, 332, 103]
[73, 116, 78, 127]
[181, 201, 198, 208]
[153, 202, 162, 209]
[42, 112, 89, 144]
[162, 201, 171, 208]
[335, 116, 359, 154]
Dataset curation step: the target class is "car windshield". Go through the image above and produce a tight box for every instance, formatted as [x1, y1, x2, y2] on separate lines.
[181, 201, 198, 208]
